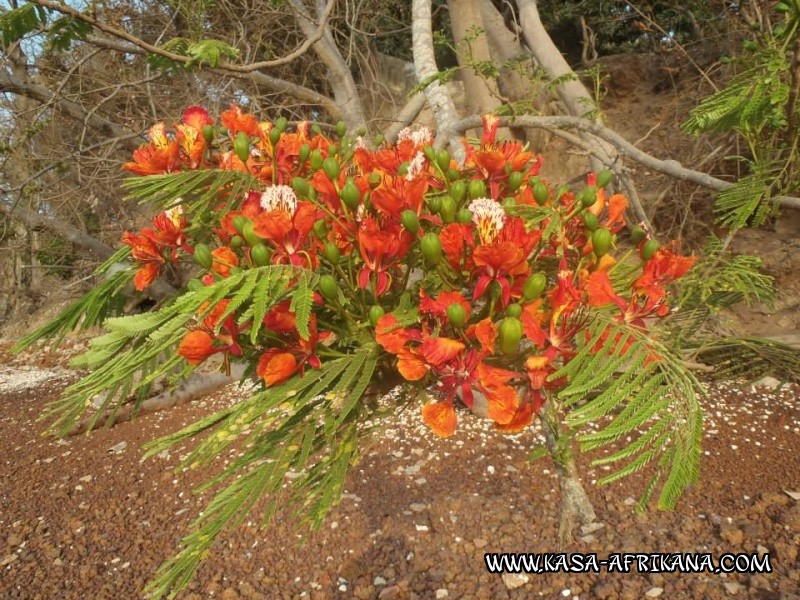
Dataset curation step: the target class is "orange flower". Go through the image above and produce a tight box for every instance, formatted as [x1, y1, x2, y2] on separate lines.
[585, 271, 626, 311]
[396, 347, 429, 381]
[419, 337, 466, 367]
[419, 290, 471, 323]
[468, 318, 497, 353]
[211, 246, 238, 277]
[496, 401, 535, 432]
[123, 123, 180, 175]
[476, 363, 519, 425]
[177, 330, 217, 365]
[473, 241, 530, 304]
[121, 230, 165, 291]
[421, 401, 457, 437]
[221, 105, 260, 137]
[256, 350, 298, 386]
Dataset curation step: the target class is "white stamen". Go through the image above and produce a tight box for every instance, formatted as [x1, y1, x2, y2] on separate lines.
[260, 185, 298, 214]
[469, 197, 505, 244]
[397, 126, 433, 146]
[165, 204, 183, 226]
[405, 151, 426, 181]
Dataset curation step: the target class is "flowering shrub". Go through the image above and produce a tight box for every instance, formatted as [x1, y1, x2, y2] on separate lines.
[122, 106, 695, 437]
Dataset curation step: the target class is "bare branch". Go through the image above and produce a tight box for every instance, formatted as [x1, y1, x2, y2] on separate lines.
[384, 92, 427, 143]
[454, 114, 800, 211]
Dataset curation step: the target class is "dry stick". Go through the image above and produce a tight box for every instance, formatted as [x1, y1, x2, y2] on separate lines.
[453, 115, 800, 211]
[68, 365, 247, 436]
[384, 93, 428, 143]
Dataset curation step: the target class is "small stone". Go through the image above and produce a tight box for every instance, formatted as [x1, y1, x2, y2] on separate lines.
[378, 585, 400, 600]
[435, 590, 449, 599]
[561, 590, 571, 597]
[78, 475, 92, 482]
[756, 544, 769, 557]
[580, 534, 596, 543]
[592, 581, 615, 599]
[107, 441, 128, 453]
[720, 527, 744, 546]
[784, 489, 800, 501]
[415, 524, 429, 532]
[623, 497, 636, 506]
[580, 522, 605, 535]
[473, 538, 488, 548]
[501, 573, 529, 590]
[724, 582, 741, 595]
[409, 503, 427, 512]
[645, 588, 663, 598]
[1, 554, 19, 566]
[373, 576, 387, 586]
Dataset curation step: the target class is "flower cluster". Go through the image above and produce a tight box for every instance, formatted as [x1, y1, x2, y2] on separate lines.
[122, 107, 695, 437]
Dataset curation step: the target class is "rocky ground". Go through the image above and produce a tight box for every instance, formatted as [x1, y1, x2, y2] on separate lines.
[0, 339, 798, 600]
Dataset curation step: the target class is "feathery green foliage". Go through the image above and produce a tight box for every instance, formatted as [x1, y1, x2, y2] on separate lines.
[141, 346, 380, 600]
[690, 336, 800, 383]
[40, 264, 305, 436]
[0, 3, 48, 47]
[12, 247, 134, 353]
[556, 314, 704, 510]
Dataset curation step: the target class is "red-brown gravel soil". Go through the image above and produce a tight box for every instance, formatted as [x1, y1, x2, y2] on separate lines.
[1, 340, 799, 600]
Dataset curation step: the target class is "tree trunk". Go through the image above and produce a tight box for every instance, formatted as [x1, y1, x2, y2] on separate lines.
[447, 0, 509, 137]
[412, 0, 466, 164]
[538, 398, 597, 545]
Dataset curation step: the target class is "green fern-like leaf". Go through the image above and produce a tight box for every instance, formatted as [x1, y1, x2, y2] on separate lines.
[142, 345, 379, 600]
[691, 336, 800, 383]
[555, 315, 704, 510]
[289, 271, 316, 341]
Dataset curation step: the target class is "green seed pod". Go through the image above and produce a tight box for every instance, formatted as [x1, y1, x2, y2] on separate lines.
[275, 116, 288, 132]
[449, 180, 466, 203]
[440, 196, 457, 224]
[592, 227, 612, 258]
[533, 181, 549, 206]
[584, 212, 599, 233]
[298, 144, 311, 163]
[356, 126, 367, 137]
[436, 149, 451, 172]
[202, 125, 215, 145]
[311, 123, 323, 136]
[369, 305, 385, 327]
[580, 187, 598, 208]
[420, 232, 442, 266]
[368, 171, 382, 189]
[373, 134, 385, 146]
[498, 317, 523, 355]
[506, 303, 523, 318]
[456, 208, 473, 224]
[229, 235, 244, 249]
[269, 127, 281, 146]
[508, 171, 524, 192]
[423, 146, 436, 162]
[193, 243, 213, 268]
[310, 149, 324, 170]
[426, 196, 442, 214]
[323, 157, 340, 181]
[250, 242, 271, 267]
[232, 215, 249, 235]
[642, 239, 660, 261]
[322, 242, 340, 263]
[596, 169, 614, 188]
[292, 176, 310, 197]
[446, 168, 460, 181]
[336, 121, 347, 138]
[242, 221, 261, 247]
[313, 218, 327, 239]
[186, 278, 203, 291]
[630, 226, 646, 245]
[400, 210, 419, 233]
[555, 184, 570, 200]
[233, 132, 250, 164]
[523, 273, 547, 301]
[446, 303, 467, 328]
[340, 178, 360, 209]
[468, 179, 487, 200]
[318, 274, 338, 300]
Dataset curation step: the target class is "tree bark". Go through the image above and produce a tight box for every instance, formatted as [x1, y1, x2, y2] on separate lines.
[411, 0, 466, 164]
[447, 0, 508, 137]
[539, 399, 598, 545]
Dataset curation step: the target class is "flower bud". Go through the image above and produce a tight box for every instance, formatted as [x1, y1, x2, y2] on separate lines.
[269, 127, 280, 146]
[584, 212, 599, 232]
[310, 149, 323, 170]
[229, 235, 244, 249]
[523, 273, 547, 301]
[275, 116, 288, 132]
[336, 121, 347, 138]
[468, 179, 487, 200]
[449, 180, 466, 203]
[202, 125, 215, 144]
[498, 317, 523, 355]
[369, 305, 385, 326]
[322, 242, 340, 263]
[420, 232, 442, 266]
[250, 242, 271, 266]
[401, 210, 419, 233]
[339, 178, 360, 209]
[232, 215, 249, 235]
[292, 176, 310, 197]
[596, 169, 614, 188]
[630, 226, 646, 245]
[193, 243, 213, 268]
[436, 149, 451, 172]
[446, 303, 466, 328]
[592, 228, 612, 258]
[313, 219, 328, 239]
[318, 274, 338, 300]
[323, 157, 340, 181]
[299, 144, 311, 163]
[456, 208, 472, 224]
[508, 171, 524, 192]
[440, 196, 457, 224]
[642, 239, 660, 261]
[506, 303, 522, 318]
[233, 132, 250, 164]
[533, 181, 549, 206]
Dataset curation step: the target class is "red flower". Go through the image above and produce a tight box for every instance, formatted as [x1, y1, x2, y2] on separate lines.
[419, 289, 471, 323]
[178, 330, 217, 365]
[357, 218, 413, 296]
[121, 230, 164, 291]
[421, 401, 457, 437]
[253, 196, 320, 268]
[221, 105, 260, 137]
[211, 246, 239, 277]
